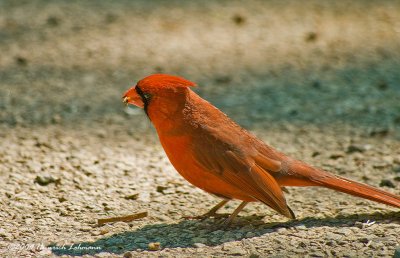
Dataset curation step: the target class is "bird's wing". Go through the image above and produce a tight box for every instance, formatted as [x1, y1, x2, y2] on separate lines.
[192, 130, 294, 218]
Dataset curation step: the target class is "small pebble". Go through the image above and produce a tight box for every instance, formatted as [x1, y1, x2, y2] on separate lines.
[47, 16, 60, 26]
[223, 244, 247, 255]
[123, 251, 133, 258]
[296, 225, 307, 230]
[34, 175, 60, 186]
[369, 128, 389, 137]
[100, 229, 110, 235]
[245, 232, 256, 238]
[229, 246, 247, 255]
[326, 232, 342, 241]
[346, 145, 365, 153]
[355, 222, 364, 229]
[335, 228, 352, 236]
[124, 193, 139, 200]
[15, 56, 28, 66]
[148, 242, 160, 251]
[232, 14, 246, 25]
[305, 32, 318, 42]
[156, 186, 168, 194]
[58, 196, 67, 202]
[192, 237, 207, 244]
[276, 228, 287, 233]
[329, 153, 344, 160]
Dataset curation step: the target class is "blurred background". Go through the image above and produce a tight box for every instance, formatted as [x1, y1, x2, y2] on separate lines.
[0, 0, 399, 136]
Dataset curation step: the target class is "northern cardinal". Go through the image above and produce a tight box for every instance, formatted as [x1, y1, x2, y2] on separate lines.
[123, 74, 400, 224]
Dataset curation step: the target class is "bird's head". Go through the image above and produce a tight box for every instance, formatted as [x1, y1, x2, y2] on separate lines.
[122, 74, 196, 113]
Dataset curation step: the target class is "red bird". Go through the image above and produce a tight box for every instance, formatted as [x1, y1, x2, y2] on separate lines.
[123, 74, 400, 224]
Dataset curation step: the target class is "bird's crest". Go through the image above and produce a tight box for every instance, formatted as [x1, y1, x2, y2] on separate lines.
[137, 74, 196, 90]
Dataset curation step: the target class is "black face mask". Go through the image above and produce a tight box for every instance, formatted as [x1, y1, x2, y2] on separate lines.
[135, 85, 151, 117]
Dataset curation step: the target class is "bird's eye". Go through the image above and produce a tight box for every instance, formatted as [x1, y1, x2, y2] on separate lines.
[143, 93, 151, 100]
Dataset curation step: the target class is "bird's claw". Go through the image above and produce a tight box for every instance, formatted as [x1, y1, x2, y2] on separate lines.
[218, 217, 234, 227]
[204, 217, 234, 230]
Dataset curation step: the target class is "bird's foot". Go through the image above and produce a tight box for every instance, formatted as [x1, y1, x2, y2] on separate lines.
[205, 216, 236, 230]
[218, 216, 235, 227]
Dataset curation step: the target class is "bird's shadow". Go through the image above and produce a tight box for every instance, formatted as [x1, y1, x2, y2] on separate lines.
[49, 211, 400, 256]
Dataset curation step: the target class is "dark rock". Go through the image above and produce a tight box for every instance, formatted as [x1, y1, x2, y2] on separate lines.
[156, 186, 168, 194]
[376, 81, 388, 91]
[58, 196, 67, 202]
[305, 32, 318, 42]
[105, 13, 118, 24]
[379, 179, 395, 188]
[47, 16, 60, 26]
[369, 128, 389, 137]
[15, 56, 27, 66]
[34, 175, 60, 186]
[329, 153, 344, 160]
[311, 81, 321, 89]
[289, 109, 298, 116]
[124, 194, 139, 200]
[312, 151, 320, 157]
[346, 145, 365, 153]
[215, 76, 232, 84]
[123, 252, 133, 258]
[232, 14, 246, 25]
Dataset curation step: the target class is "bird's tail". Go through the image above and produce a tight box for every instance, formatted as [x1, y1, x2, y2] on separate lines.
[316, 174, 400, 208]
[277, 161, 400, 208]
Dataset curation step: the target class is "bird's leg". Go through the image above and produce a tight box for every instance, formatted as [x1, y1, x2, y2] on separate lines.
[220, 201, 248, 226]
[183, 199, 229, 220]
[202, 199, 230, 219]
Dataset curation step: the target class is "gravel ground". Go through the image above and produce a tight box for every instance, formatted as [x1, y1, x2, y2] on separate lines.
[1, 0, 400, 257]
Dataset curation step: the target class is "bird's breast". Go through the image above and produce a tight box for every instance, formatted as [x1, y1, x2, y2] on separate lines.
[157, 133, 255, 201]
[157, 133, 205, 180]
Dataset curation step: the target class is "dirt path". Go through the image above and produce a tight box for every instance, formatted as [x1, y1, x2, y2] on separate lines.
[1, 1, 400, 257]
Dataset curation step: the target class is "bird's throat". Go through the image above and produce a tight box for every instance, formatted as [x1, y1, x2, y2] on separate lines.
[147, 89, 193, 135]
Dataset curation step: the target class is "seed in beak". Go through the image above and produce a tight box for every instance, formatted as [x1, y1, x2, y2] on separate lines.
[123, 96, 130, 105]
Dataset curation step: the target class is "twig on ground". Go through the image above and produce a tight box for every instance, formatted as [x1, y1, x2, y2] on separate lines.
[97, 212, 148, 226]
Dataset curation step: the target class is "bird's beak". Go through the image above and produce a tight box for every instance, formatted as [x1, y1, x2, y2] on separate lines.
[122, 86, 144, 108]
